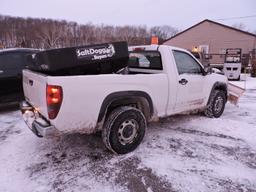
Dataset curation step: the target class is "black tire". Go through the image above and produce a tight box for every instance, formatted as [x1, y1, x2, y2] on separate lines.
[204, 90, 226, 118]
[102, 106, 146, 154]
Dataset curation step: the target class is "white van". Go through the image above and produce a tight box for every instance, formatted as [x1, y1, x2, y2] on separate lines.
[223, 48, 242, 80]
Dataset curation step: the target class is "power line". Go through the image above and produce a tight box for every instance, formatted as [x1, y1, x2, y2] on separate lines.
[215, 15, 256, 21]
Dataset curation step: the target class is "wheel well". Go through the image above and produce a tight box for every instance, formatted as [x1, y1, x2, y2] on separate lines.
[106, 97, 151, 121]
[97, 91, 153, 124]
[212, 83, 228, 101]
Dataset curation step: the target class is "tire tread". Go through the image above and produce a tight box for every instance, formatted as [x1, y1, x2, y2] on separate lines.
[102, 106, 146, 154]
[204, 90, 226, 118]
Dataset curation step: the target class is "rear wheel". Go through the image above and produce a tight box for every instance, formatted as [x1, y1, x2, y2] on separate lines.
[102, 106, 146, 154]
[204, 90, 226, 118]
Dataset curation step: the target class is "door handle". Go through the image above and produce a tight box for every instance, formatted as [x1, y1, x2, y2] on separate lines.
[179, 78, 188, 85]
[0, 70, 3, 74]
[29, 80, 33, 86]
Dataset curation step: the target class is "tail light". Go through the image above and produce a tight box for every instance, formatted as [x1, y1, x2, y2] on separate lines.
[46, 84, 63, 119]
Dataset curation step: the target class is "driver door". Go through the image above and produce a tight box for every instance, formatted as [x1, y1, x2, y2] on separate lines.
[173, 50, 206, 113]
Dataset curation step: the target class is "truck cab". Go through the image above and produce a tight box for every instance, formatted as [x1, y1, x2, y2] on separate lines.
[20, 43, 228, 154]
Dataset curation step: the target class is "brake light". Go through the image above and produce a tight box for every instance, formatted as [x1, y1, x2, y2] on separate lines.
[46, 84, 63, 119]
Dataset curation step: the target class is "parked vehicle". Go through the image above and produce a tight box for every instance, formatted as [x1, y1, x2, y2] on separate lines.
[20, 43, 228, 154]
[223, 48, 242, 80]
[0, 48, 39, 103]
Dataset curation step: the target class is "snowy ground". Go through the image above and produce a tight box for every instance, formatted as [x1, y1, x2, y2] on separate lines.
[0, 77, 256, 192]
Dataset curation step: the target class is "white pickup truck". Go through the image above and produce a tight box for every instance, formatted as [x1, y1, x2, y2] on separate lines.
[21, 44, 228, 154]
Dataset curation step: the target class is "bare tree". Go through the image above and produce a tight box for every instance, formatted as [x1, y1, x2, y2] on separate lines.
[0, 14, 179, 49]
[150, 25, 179, 41]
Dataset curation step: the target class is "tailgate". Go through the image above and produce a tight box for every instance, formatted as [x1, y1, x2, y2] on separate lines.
[23, 70, 48, 118]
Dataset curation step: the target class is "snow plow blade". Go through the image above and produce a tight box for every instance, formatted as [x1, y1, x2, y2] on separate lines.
[227, 82, 245, 105]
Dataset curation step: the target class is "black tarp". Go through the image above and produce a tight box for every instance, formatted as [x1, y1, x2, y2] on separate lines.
[27, 41, 129, 75]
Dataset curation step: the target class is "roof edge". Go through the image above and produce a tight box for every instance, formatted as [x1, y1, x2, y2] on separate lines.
[162, 19, 256, 44]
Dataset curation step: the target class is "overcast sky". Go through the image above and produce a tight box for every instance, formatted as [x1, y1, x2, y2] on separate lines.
[1, 0, 256, 32]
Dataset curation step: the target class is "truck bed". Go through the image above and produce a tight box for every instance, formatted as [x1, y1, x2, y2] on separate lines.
[23, 69, 168, 134]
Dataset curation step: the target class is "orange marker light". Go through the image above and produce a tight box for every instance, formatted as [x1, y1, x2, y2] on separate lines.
[151, 36, 159, 45]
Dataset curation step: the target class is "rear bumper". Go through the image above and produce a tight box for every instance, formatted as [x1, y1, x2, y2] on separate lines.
[20, 101, 59, 137]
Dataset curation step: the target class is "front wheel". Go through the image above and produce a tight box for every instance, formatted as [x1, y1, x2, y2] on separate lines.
[102, 106, 146, 154]
[204, 90, 226, 118]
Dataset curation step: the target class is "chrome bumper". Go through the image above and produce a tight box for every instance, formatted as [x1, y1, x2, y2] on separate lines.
[20, 101, 58, 137]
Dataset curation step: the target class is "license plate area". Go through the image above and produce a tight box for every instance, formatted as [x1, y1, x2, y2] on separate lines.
[22, 110, 36, 131]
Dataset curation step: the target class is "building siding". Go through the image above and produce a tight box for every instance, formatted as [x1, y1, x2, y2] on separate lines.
[164, 21, 256, 55]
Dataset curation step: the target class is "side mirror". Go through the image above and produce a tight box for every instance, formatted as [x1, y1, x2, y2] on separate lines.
[203, 66, 212, 75]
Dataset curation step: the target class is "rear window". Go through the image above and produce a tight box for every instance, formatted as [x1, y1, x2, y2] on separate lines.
[128, 51, 162, 70]
[0, 51, 37, 70]
[0, 52, 25, 69]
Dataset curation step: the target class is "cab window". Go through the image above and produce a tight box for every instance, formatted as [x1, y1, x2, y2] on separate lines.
[173, 50, 202, 75]
[128, 51, 162, 70]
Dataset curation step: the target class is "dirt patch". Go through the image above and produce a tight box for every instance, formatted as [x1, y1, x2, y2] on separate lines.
[215, 178, 256, 192]
[172, 127, 242, 141]
[25, 132, 176, 192]
[209, 143, 256, 169]
[115, 156, 176, 192]
[0, 124, 21, 142]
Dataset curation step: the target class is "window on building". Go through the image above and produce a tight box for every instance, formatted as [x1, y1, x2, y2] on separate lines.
[199, 45, 209, 54]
